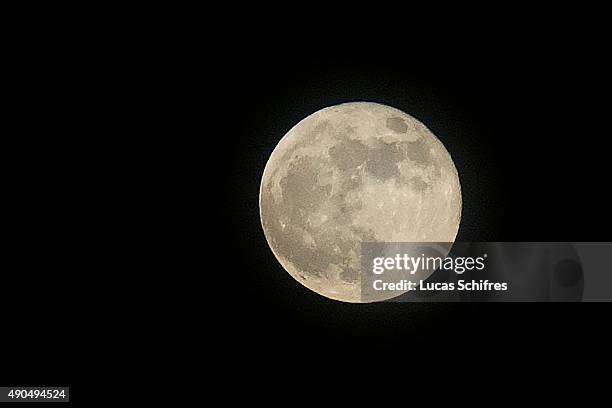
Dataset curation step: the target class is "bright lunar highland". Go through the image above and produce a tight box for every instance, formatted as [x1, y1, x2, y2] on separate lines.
[259, 102, 462, 302]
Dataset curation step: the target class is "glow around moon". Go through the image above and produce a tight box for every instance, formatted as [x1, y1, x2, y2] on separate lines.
[259, 102, 462, 303]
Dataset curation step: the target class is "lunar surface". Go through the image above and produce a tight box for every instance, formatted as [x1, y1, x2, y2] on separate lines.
[259, 102, 462, 302]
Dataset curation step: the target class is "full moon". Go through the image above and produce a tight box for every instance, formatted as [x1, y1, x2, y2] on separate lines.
[259, 102, 462, 303]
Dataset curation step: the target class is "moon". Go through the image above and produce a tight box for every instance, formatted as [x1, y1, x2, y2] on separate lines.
[259, 102, 461, 303]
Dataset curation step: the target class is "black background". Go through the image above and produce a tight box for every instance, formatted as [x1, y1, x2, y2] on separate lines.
[217, 28, 611, 372]
[2, 12, 611, 396]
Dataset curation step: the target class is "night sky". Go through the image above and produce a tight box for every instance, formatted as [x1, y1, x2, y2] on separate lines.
[217, 39, 610, 368]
